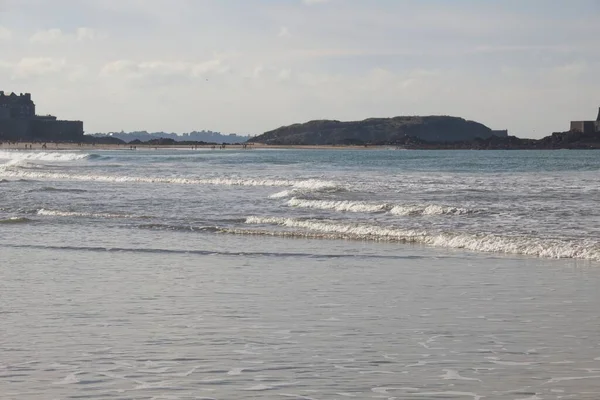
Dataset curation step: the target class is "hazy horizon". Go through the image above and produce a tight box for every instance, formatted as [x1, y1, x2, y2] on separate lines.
[1, 0, 599, 138]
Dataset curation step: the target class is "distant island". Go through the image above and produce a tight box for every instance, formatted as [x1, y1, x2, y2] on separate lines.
[250, 116, 507, 146]
[250, 112, 600, 149]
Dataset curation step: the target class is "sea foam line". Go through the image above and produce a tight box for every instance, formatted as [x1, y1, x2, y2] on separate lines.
[244, 216, 600, 261]
[0, 151, 90, 164]
[37, 209, 138, 219]
[0, 168, 341, 189]
[287, 198, 474, 216]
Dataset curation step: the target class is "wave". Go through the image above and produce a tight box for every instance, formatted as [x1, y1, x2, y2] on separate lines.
[87, 154, 108, 160]
[287, 198, 387, 213]
[390, 204, 474, 216]
[269, 181, 347, 199]
[0, 168, 343, 191]
[36, 209, 139, 219]
[0, 217, 32, 224]
[28, 187, 88, 193]
[1, 243, 425, 260]
[0, 151, 90, 165]
[137, 223, 220, 233]
[270, 190, 294, 199]
[287, 198, 475, 216]
[243, 216, 600, 261]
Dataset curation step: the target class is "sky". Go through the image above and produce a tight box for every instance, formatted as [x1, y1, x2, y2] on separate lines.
[1, 0, 599, 138]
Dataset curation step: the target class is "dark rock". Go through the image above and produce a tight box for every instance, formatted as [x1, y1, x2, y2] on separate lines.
[251, 116, 499, 145]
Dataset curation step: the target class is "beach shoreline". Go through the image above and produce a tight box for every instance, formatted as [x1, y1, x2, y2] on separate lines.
[0, 142, 392, 151]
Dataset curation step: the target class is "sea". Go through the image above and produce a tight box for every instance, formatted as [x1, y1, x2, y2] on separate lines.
[1, 147, 600, 400]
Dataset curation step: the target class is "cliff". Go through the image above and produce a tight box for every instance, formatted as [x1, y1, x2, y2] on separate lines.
[250, 116, 502, 145]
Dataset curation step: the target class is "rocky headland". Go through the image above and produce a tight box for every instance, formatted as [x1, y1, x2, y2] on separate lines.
[250, 116, 501, 146]
[249, 115, 600, 149]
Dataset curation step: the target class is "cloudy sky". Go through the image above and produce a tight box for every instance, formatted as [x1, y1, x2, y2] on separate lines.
[1, 0, 599, 137]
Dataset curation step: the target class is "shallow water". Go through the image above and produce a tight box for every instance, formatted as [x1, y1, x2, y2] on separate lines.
[2, 246, 600, 399]
[1, 148, 600, 399]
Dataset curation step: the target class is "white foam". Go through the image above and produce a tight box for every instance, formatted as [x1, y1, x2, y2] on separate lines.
[245, 384, 273, 391]
[243, 216, 600, 261]
[406, 391, 483, 400]
[287, 198, 474, 216]
[441, 369, 481, 381]
[287, 198, 387, 213]
[53, 372, 82, 385]
[291, 179, 341, 191]
[0, 150, 89, 165]
[226, 368, 244, 375]
[37, 209, 134, 219]
[390, 204, 473, 216]
[372, 387, 421, 394]
[270, 190, 293, 199]
[0, 167, 342, 192]
[486, 357, 535, 366]
[268, 180, 346, 198]
[547, 375, 600, 383]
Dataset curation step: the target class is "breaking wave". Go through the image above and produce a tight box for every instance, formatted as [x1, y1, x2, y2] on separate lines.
[269, 190, 294, 199]
[269, 181, 347, 199]
[0, 217, 32, 224]
[243, 216, 600, 261]
[287, 198, 475, 216]
[390, 204, 474, 216]
[0, 151, 90, 165]
[28, 187, 88, 193]
[0, 167, 343, 191]
[36, 209, 140, 219]
[137, 223, 220, 233]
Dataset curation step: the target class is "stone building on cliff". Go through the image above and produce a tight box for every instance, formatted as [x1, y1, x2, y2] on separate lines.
[570, 107, 600, 133]
[0, 91, 83, 142]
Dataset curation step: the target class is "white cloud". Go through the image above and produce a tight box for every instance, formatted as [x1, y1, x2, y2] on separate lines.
[76, 27, 100, 41]
[12, 57, 67, 78]
[30, 28, 64, 43]
[100, 58, 229, 84]
[302, 0, 331, 5]
[278, 26, 290, 37]
[0, 26, 12, 41]
[30, 27, 102, 44]
[277, 68, 292, 81]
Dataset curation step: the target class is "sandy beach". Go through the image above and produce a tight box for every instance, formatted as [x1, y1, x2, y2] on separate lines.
[0, 142, 388, 151]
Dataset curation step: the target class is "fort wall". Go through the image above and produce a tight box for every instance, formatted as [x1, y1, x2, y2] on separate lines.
[570, 121, 596, 133]
[0, 91, 83, 141]
[0, 119, 33, 141]
[31, 119, 84, 141]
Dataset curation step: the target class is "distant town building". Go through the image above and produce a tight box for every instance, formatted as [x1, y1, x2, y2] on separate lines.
[570, 107, 600, 133]
[0, 91, 83, 141]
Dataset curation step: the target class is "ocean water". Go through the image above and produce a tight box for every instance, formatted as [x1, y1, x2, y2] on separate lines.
[1, 148, 600, 399]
